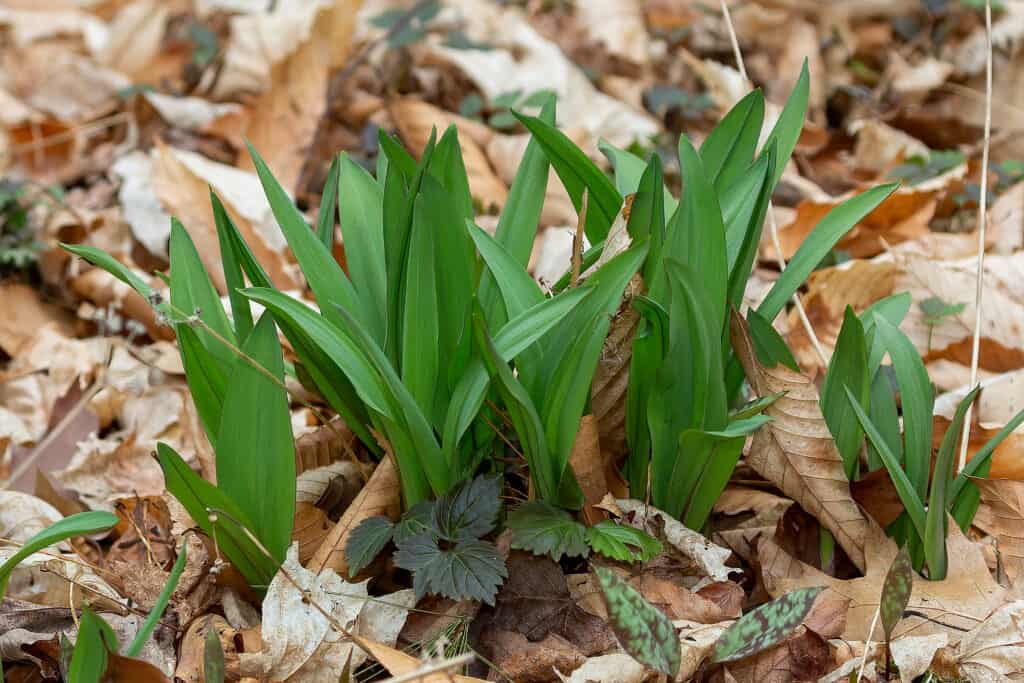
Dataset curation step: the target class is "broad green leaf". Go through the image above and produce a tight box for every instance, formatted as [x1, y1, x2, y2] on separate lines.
[760, 61, 808, 190]
[126, 544, 188, 657]
[469, 221, 544, 320]
[204, 626, 226, 683]
[845, 387, 927, 539]
[586, 522, 662, 563]
[69, 608, 115, 683]
[876, 317, 933, 499]
[345, 517, 395, 577]
[866, 369, 902, 472]
[880, 548, 913, 641]
[627, 155, 666, 259]
[378, 128, 419, 181]
[430, 125, 475, 223]
[394, 534, 507, 605]
[747, 308, 799, 372]
[156, 443, 277, 588]
[674, 416, 772, 529]
[401, 191, 440, 419]
[479, 97, 554, 325]
[730, 393, 784, 421]
[248, 144, 366, 331]
[338, 154, 387, 342]
[432, 475, 502, 541]
[0, 511, 118, 598]
[316, 154, 341, 249]
[711, 586, 824, 663]
[216, 314, 295, 564]
[758, 183, 898, 322]
[950, 406, 1024, 525]
[598, 140, 677, 219]
[863, 293, 913, 373]
[821, 307, 870, 480]
[169, 219, 235, 364]
[241, 288, 391, 416]
[595, 567, 681, 676]
[514, 112, 623, 243]
[506, 502, 589, 561]
[926, 386, 979, 580]
[624, 296, 669, 493]
[211, 192, 254, 340]
[723, 146, 774, 309]
[701, 89, 765, 191]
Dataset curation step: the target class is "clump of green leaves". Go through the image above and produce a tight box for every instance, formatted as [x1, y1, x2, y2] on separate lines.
[505, 502, 662, 563]
[370, 0, 441, 48]
[711, 586, 824, 663]
[595, 567, 681, 677]
[822, 305, 1024, 579]
[920, 296, 966, 351]
[0, 180, 49, 273]
[347, 475, 507, 604]
[459, 89, 555, 130]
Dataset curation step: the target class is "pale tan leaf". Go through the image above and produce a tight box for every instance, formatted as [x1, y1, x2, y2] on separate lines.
[307, 453, 400, 576]
[731, 310, 872, 571]
[0, 283, 75, 357]
[972, 478, 1024, 583]
[890, 633, 948, 683]
[359, 640, 488, 683]
[759, 520, 1006, 641]
[590, 273, 641, 461]
[956, 600, 1024, 682]
[554, 653, 647, 683]
[294, 418, 359, 476]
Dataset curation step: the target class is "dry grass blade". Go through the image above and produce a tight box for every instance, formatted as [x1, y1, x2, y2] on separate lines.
[959, 0, 995, 474]
[730, 311, 871, 571]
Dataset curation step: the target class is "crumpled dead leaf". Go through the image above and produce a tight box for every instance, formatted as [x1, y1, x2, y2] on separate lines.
[615, 499, 734, 584]
[760, 519, 1006, 642]
[553, 653, 647, 683]
[971, 478, 1024, 583]
[956, 599, 1024, 681]
[731, 310, 872, 571]
[890, 633, 948, 683]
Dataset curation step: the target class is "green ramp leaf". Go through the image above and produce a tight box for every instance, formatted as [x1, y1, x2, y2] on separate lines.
[711, 586, 824, 663]
[506, 501, 589, 561]
[595, 566, 681, 676]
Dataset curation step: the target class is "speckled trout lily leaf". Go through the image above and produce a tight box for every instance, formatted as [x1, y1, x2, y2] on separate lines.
[711, 586, 824, 663]
[595, 567, 680, 676]
[881, 548, 913, 641]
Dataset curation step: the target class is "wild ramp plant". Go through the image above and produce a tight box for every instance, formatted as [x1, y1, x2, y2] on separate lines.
[820, 303, 1024, 580]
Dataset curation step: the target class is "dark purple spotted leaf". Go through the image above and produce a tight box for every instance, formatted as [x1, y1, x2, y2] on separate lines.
[880, 547, 913, 641]
[711, 586, 824, 663]
[595, 567, 680, 676]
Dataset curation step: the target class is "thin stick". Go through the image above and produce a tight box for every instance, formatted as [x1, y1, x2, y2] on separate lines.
[856, 607, 880, 682]
[717, 0, 829, 367]
[570, 189, 588, 288]
[958, 0, 993, 474]
[378, 652, 475, 683]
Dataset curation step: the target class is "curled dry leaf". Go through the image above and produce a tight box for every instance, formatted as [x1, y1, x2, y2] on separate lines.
[553, 653, 647, 683]
[956, 600, 1024, 681]
[759, 519, 1006, 641]
[294, 418, 360, 476]
[890, 633, 948, 683]
[308, 454, 400, 576]
[358, 639, 489, 683]
[590, 274, 641, 461]
[730, 311, 872, 571]
[567, 415, 610, 525]
[615, 499, 734, 583]
[293, 460, 363, 564]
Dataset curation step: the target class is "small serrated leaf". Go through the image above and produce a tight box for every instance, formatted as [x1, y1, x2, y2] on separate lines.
[393, 501, 434, 544]
[395, 534, 508, 605]
[432, 474, 502, 541]
[506, 501, 589, 561]
[586, 522, 662, 563]
[345, 516, 395, 577]
[595, 567, 681, 676]
[880, 547, 913, 641]
[711, 586, 824, 663]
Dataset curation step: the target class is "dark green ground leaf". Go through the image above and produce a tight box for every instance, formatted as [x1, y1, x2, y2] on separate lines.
[432, 474, 502, 541]
[711, 586, 824, 663]
[204, 626, 225, 683]
[880, 548, 913, 641]
[586, 522, 662, 563]
[394, 534, 507, 605]
[345, 516, 396, 577]
[394, 501, 435, 544]
[506, 501, 589, 560]
[595, 567, 680, 676]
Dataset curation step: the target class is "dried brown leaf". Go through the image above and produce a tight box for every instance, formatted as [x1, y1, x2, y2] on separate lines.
[568, 415, 610, 525]
[307, 454, 400, 576]
[730, 311, 872, 572]
[759, 520, 1006, 641]
[972, 478, 1024, 582]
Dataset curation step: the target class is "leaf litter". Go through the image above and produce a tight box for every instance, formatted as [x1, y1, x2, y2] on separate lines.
[4, 0, 1024, 680]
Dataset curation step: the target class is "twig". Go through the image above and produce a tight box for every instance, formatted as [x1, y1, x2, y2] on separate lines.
[379, 653, 475, 683]
[959, 0, 993, 474]
[856, 607, 880, 682]
[717, 0, 829, 367]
